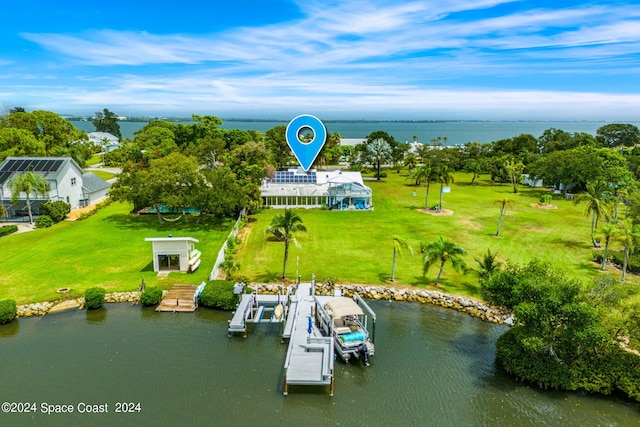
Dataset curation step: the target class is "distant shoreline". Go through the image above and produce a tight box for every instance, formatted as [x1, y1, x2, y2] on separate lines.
[66, 117, 620, 124]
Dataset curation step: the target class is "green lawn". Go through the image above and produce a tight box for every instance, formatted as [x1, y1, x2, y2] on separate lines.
[236, 171, 637, 297]
[0, 202, 233, 304]
[86, 153, 102, 166]
[89, 170, 117, 181]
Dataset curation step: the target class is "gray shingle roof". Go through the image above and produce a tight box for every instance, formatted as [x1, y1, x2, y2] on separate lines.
[82, 172, 110, 193]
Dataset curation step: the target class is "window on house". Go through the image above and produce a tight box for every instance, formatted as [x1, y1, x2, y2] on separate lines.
[71, 177, 77, 186]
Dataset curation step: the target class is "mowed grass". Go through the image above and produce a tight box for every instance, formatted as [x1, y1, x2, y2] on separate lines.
[237, 171, 638, 297]
[0, 202, 233, 304]
[89, 170, 118, 181]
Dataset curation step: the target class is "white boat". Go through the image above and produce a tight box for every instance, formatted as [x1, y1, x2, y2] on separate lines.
[314, 294, 375, 366]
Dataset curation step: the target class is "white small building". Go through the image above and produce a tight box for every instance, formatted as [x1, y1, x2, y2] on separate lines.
[339, 138, 366, 147]
[523, 174, 543, 188]
[145, 237, 201, 273]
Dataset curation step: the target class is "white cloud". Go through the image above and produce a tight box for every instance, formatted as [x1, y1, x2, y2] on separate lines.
[9, 0, 640, 118]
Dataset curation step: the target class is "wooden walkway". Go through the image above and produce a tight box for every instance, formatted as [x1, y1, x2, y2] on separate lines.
[156, 285, 198, 312]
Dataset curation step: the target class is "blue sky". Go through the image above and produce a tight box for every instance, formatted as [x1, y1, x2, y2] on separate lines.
[2, 0, 640, 120]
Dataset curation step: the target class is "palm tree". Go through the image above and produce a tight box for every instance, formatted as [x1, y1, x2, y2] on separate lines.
[436, 165, 454, 209]
[596, 222, 618, 271]
[495, 198, 514, 237]
[266, 209, 307, 279]
[575, 181, 613, 247]
[408, 164, 428, 187]
[391, 235, 412, 281]
[365, 138, 392, 180]
[403, 153, 418, 171]
[474, 249, 502, 281]
[421, 237, 466, 285]
[8, 171, 50, 224]
[616, 220, 640, 282]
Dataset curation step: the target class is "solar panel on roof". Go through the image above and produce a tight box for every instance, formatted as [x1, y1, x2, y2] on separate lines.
[43, 160, 56, 172]
[7, 160, 21, 172]
[51, 160, 63, 171]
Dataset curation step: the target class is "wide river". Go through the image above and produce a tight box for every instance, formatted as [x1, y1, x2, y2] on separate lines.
[71, 119, 640, 146]
[1, 301, 638, 426]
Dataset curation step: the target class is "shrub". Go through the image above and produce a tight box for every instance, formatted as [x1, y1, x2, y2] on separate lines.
[40, 201, 71, 223]
[139, 287, 163, 306]
[539, 194, 552, 205]
[0, 225, 19, 238]
[84, 287, 106, 309]
[34, 215, 54, 228]
[199, 280, 237, 310]
[77, 198, 113, 221]
[226, 236, 241, 254]
[0, 299, 17, 324]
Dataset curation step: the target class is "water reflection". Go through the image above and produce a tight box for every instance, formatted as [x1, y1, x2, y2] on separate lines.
[0, 301, 637, 426]
[139, 306, 161, 320]
[0, 319, 19, 337]
[85, 306, 107, 324]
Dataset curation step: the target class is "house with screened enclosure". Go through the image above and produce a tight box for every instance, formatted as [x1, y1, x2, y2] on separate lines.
[260, 168, 372, 210]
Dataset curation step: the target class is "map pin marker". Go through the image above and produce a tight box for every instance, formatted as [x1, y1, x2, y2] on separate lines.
[286, 115, 327, 171]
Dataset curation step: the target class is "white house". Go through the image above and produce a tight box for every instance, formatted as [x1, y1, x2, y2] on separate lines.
[260, 168, 372, 210]
[0, 157, 110, 219]
[88, 132, 119, 145]
[88, 132, 120, 153]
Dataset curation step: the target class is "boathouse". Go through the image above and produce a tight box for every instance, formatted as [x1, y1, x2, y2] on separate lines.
[145, 237, 201, 273]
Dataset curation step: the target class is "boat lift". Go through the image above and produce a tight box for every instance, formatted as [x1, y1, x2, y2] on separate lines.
[228, 284, 290, 337]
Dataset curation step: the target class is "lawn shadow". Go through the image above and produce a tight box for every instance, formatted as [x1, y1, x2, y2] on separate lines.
[520, 188, 554, 200]
[255, 270, 281, 283]
[550, 238, 592, 251]
[140, 261, 155, 273]
[377, 272, 392, 283]
[103, 213, 231, 233]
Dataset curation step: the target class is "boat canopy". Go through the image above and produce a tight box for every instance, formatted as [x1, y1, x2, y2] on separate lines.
[324, 297, 364, 318]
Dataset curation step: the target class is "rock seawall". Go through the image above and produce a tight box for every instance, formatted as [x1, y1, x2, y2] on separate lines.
[15, 285, 509, 324]
[17, 292, 141, 317]
[253, 283, 510, 324]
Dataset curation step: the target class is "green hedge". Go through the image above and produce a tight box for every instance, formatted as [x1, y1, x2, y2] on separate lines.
[40, 201, 71, 223]
[199, 280, 237, 310]
[84, 287, 106, 310]
[0, 225, 19, 238]
[35, 215, 54, 228]
[139, 287, 163, 306]
[0, 299, 17, 324]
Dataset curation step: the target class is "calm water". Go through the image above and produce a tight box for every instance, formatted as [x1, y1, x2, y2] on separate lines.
[71, 120, 640, 146]
[0, 302, 637, 426]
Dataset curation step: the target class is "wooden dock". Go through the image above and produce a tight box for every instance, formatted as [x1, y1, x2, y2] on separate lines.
[156, 285, 198, 312]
